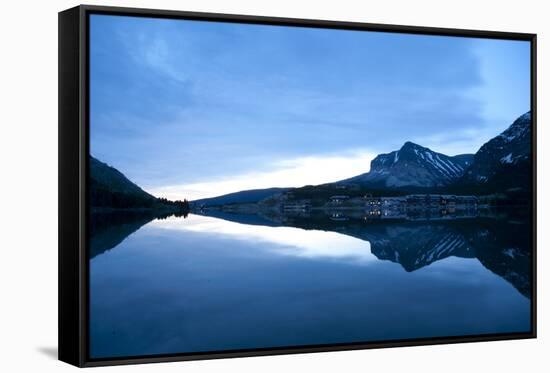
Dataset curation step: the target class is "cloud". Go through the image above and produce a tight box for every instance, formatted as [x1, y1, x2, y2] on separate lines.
[466, 39, 530, 124]
[411, 125, 502, 156]
[89, 14, 530, 196]
[148, 149, 376, 201]
[140, 37, 189, 84]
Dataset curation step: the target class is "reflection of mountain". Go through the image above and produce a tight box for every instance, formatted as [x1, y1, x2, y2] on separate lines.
[89, 156, 191, 258]
[357, 220, 531, 298]
[360, 223, 474, 271]
[90, 211, 188, 258]
[195, 209, 282, 227]
[91, 208, 531, 298]
[197, 209, 531, 298]
[90, 211, 154, 258]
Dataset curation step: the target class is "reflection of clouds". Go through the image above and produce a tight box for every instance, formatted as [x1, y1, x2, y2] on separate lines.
[148, 149, 376, 201]
[150, 214, 376, 264]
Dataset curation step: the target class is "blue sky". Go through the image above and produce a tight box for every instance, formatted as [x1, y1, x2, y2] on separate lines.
[90, 15, 530, 200]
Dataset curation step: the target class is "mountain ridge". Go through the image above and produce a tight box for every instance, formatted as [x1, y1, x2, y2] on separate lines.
[340, 141, 473, 188]
[190, 111, 531, 205]
[459, 111, 531, 192]
[192, 187, 291, 207]
[90, 155, 190, 212]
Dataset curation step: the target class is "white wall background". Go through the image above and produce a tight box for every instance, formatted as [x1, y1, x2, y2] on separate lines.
[0, 0, 547, 371]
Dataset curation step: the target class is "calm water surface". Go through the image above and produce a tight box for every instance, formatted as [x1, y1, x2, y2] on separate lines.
[89, 212, 531, 358]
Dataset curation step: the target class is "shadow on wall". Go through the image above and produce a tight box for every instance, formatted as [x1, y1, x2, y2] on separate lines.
[36, 346, 57, 360]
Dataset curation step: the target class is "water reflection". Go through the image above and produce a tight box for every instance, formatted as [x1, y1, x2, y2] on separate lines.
[90, 210, 188, 258]
[188, 209, 531, 298]
[152, 214, 375, 263]
[89, 208, 532, 358]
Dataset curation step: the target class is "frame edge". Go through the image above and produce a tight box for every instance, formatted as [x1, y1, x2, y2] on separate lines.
[58, 5, 85, 368]
[59, 4, 538, 367]
[78, 3, 536, 40]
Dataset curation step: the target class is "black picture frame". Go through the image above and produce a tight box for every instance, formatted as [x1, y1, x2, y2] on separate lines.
[59, 4, 537, 367]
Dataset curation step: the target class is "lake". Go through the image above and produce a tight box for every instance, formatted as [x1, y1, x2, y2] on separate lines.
[89, 210, 532, 359]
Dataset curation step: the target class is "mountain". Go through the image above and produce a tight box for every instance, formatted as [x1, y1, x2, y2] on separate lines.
[90, 156, 191, 213]
[191, 187, 291, 207]
[187, 112, 531, 205]
[90, 156, 156, 208]
[459, 111, 532, 192]
[91, 156, 155, 199]
[341, 142, 473, 188]
[90, 156, 157, 208]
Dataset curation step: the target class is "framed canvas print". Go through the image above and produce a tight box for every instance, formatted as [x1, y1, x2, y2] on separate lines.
[58, 5, 537, 367]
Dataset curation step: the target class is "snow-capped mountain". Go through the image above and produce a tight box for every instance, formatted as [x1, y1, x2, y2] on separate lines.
[461, 111, 531, 189]
[341, 142, 473, 188]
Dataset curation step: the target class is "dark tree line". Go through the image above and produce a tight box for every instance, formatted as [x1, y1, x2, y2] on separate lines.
[157, 197, 190, 212]
[90, 182, 156, 208]
[90, 181, 190, 214]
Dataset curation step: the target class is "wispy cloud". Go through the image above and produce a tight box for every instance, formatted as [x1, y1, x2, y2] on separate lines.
[140, 37, 189, 84]
[411, 125, 501, 155]
[90, 15, 530, 196]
